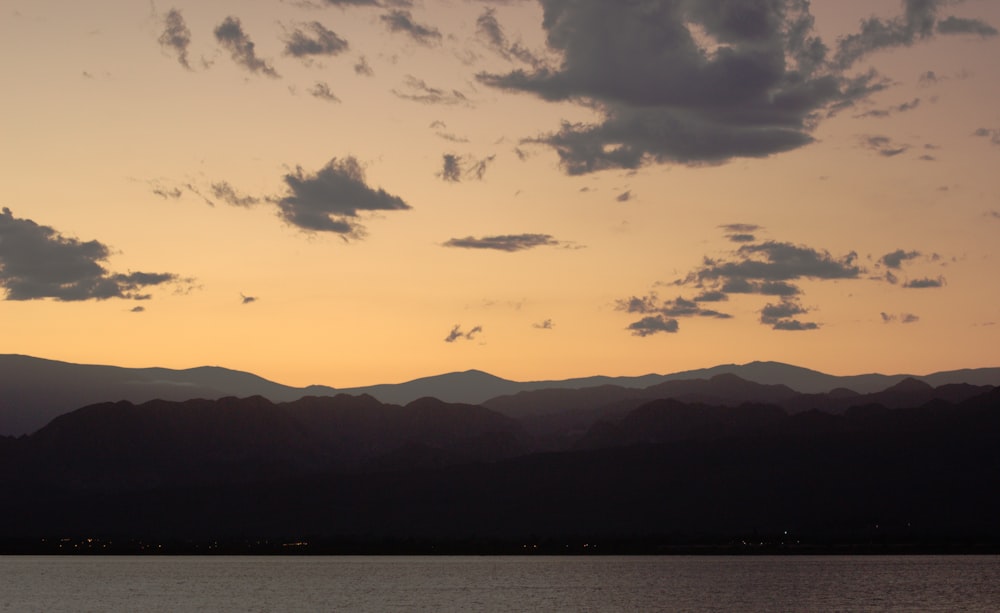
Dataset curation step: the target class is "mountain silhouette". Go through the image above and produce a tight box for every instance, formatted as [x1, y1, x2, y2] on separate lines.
[3, 353, 1000, 436]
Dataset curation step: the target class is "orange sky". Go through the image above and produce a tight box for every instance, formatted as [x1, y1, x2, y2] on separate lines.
[2, 0, 999, 387]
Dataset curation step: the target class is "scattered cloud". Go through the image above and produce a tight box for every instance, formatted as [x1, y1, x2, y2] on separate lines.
[760, 299, 818, 331]
[443, 233, 565, 252]
[882, 312, 920, 324]
[211, 181, 260, 207]
[855, 98, 921, 119]
[532, 318, 554, 330]
[476, 7, 541, 67]
[380, 9, 442, 46]
[904, 276, 945, 289]
[277, 157, 411, 238]
[627, 315, 679, 337]
[615, 190, 632, 203]
[130, 305, 146, 313]
[880, 249, 921, 269]
[214, 16, 279, 78]
[438, 153, 496, 182]
[393, 75, 470, 105]
[240, 293, 257, 304]
[353, 56, 374, 76]
[861, 134, 910, 157]
[476, 1, 995, 174]
[309, 81, 341, 102]
[158, 8, 192, 70]
[0, 208, 185, 302]
[284, 22, 349, 58]
[973, 127, 1000, 145]
[444, 324, 482, 342]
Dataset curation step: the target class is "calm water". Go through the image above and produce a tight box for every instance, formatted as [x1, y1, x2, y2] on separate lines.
[2, 555, 999, 612]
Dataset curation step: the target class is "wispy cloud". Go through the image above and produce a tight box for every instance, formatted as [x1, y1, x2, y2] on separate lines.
[443, 233, 566, 252]
[214, 16, 279, 78]
[380, 10, 441, 46]
[444, 324, 482, 343]
[158, 8, 192, 70]
[284, 22, 349, 59]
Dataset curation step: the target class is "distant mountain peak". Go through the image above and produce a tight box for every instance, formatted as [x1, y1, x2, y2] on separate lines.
[883, 377, 934, 393]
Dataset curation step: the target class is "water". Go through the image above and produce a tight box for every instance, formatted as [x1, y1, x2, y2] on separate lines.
[2, 555, 999, 612]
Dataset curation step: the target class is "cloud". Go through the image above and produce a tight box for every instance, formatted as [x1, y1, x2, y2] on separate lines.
[440, 154, 462, 182]
[476, 1, 995, 174]
[277, 157, 411, 238]
[380, 9, 442, 45]
[445, 324, 482, 343]
[353, 56, 374, 76]
[443, 233, 565, 252]
[438, 153, 496, 182]
[627, 315, 679, 337]
[936, 16, 998, 37]
[158, 8, 192, 70]
[130, 305, 146, 313]
[0, 208, 184, 301]
[881, 311, 920, 324]
[308, 81, 341, 102]
[211, 181, 261, 207]
[616, 293, 734, 325]
[240, 293, 257, 304]
[284, 22, 349, 58]
[903, 276, 945, 288]
[760, 299, 818, 331]
[880, 249, 921, 269]
[476, 7, 541, 67]
[214, 16, 279, 78]
[861, 135, 909, 157]
[855, 97, 921, 119]
[393, 75, 470, 105]
[973, 127, 1000, 145]
[532, 318, 554, 330]
[616, 190, 632, 203]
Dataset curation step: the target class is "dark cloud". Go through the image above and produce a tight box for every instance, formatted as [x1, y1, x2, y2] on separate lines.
[380, 10, 442, 45]
[616, 190, 632, 203]
[880, 249, 920, 269]
[353, 56, 374, 76]
[901, 313, 920, 323]
[627, 315, 679, 337]
[861, 134, 910, 157]
[309, 81, 341, 102]
[284, 22, 349, 58]
[904, 276, 945, 288]
[443, 234, 564, 252]
[240, 293, 257, 304]
[918, 70, 941, 86]
[445, 324, 482, 343]
[477, 0, 994, 174]
[393, 76, 469, 105]
[617, 293, 734, 323]
[0, 208, 183, 302]
[211, 181, 261, 207]
[214, 16, 280, 77]
[693, 241, 861, 285]
[760, 299, 818, 331]
[277, 157, 411, 238]
[727, 233, 756, 243]
[532, 318, 554, 330]
[130, 306, 146, 313]
[158, 8, 192, 70]
[936, 16, 998, 37]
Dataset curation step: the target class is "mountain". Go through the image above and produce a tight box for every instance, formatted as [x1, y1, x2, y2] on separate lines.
[2, 387, 998, 548]
[3, 353, 1000, 436]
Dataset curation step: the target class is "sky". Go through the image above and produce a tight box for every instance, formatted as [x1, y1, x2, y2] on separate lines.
[2, 0, 999, 388]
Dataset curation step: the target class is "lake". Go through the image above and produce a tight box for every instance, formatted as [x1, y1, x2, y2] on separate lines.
[2, 555, 999, 611]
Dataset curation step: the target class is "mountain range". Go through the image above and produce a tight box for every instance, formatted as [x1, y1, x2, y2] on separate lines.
[3, 353, 1000, 436]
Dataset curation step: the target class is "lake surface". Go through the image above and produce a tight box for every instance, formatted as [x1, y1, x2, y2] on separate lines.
[2, 555, 999, 612]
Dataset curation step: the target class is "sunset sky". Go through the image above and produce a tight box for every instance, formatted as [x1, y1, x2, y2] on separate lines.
[2, 0, 999, 388]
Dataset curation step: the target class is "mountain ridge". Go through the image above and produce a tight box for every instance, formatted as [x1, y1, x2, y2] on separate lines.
[2, 353, 1000, 435]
